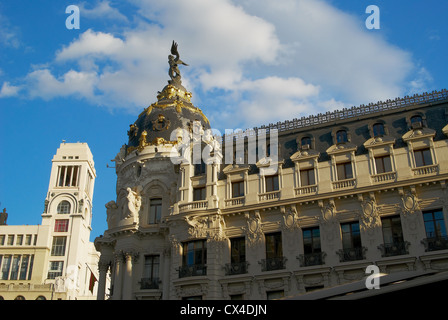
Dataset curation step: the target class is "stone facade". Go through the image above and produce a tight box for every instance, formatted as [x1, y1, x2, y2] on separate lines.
[0, 142, 101, 300]
[95, 84, 448, 299]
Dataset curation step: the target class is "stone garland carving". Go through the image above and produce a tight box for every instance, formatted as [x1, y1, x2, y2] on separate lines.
[359, 196, 380, 232]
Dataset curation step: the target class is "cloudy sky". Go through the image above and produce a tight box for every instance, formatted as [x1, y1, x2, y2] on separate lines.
[1, 0, 446, 239]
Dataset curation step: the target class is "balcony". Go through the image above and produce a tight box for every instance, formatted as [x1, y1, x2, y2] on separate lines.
[371, 171, 397, 183]
[412, 164, 438, 176]
[297, 252, 326, 267]
[295, 185, 318, 196]
[258, 190, 280, 202]
[337, 247, 367, 262]
[178, 200, 208, 213]
[378, 241, 410, 257]
[259, 257, 287, 272]
[421, 236, 448, 252]
[224, 261, 249, 275]
[178, 264, 207, 278]
[225, 196, 245, 207]
[332, 178, 356, 190]
[140, 277, 160, 289]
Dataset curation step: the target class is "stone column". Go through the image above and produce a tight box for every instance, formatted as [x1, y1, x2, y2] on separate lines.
[112, 252, 123, 300]
[123, 251, 139, 300]
[97, 260, 110, 300]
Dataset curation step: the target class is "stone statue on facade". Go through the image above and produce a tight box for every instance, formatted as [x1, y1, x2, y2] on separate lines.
[123, 186, 142, 219]
[168, 41, 188, 86]
[0, 208, 7, 225]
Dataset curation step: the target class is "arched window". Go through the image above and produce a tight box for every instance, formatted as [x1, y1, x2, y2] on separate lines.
[57, 201, 71, 214]
[14, 295, 25, 300]
[36, 296, 46, 300]
[336, 130, 348, 144]
[373, 123, 385, 137]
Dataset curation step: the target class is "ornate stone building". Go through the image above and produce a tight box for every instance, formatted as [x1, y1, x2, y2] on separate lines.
[0, 142, 101, 300]
[94, 44, 448, 300]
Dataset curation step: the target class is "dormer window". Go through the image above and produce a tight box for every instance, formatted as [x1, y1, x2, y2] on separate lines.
[336, 130, 348, 144]
[410, 115, 423, 129]
[301, 137, 312, 150]
[373, 123, 385, 137]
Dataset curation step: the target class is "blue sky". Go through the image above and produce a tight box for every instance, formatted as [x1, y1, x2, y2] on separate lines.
[0, 0, 447, 241]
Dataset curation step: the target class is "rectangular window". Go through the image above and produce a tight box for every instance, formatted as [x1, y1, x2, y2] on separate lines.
[57, 166, 80, 187]
[336, 162, 353, 180]
[230, 237, 246, 264]
[265, 232, 283, 259]
[51, 236, 67, 256]
[7, 235, 14, 245]
[19, 255, 31, 280]
[180, 240, 207, 277]
[183, 240, 207, 267]
[54, 220, 69, 232]
[341, 222, 361, 250]
[25, 235, 32, 245]
[16, 235, 23, 245]
[232, 181, 244, 198]
[1, 255, 12, 280]
[382, 216, 404, 245]
[339, 221, 363, 261]
[375, 155, 392, 174]
[141, 255, 160, 289]
[300, 168, 316, 186]
[0, 235, 4, 246]
[423, 209, 447, 239]
[48, 261, 64, 279]
[303, 227, 321, 255]
[9, 255, 21, 280]
[414, 148, 433, 167]
[193, 187, 206, 201]
[265, 175, 279, 192]
[148, 198, 162, 224]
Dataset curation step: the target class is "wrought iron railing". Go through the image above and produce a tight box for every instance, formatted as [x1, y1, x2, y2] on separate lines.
[259, 257, 287, 271]
[224, 261, 249, 275]
[140, 277, 160, 289]
[421, 235, 448, 252]
[337, 247, 367, 262]
[178, 264, 207, 278]
[378, 241, 410, 257]
[297, 252, 326, 267]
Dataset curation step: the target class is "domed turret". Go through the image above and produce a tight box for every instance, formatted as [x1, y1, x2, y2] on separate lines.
[126, 41, 210, 154]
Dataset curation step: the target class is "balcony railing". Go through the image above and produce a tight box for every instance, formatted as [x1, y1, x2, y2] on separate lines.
[140, 277, 160, 289]
[421, 235, 448, 252]
[224, 261, 249, 275]
[337, 247, 367, 262]
[178, 264, 207, 278]
[225, 196, 245, 207]
[378, 241, 410, 257]
[258, 190, 280, 201]
[371, 171, 397, 183]
[295, 185, 318, 196]
[412, 164, 439, 176]
[332, 178, 356, 190]
[259, 257, 287, 272]
[297, 252, 326, 267]
[178, 200, 208, 213]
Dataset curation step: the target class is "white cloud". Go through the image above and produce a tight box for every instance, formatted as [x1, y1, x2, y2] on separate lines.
[11, 0, 423, 130]
[0, 81, 20, 97]
[78, 0, 129, 22]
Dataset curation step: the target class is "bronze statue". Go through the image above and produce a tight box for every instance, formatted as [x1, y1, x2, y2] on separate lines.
[168, 41, 188, 85]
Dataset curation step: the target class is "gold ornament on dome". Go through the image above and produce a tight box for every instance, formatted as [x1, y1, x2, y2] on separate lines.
[152, 114, 171, 131]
